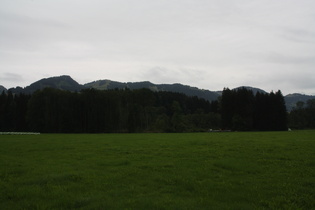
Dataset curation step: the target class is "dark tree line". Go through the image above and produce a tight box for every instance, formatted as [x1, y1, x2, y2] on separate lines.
[1, 88, 219, 133]
[0, 87, 293, 133]
[220, 88, 288, 131]
[288, 99, 315, 129]
[0, 91, 30, 132]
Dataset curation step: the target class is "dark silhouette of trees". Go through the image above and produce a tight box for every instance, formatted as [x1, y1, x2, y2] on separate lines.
[220, 88, 287, 131]
[0, 91, 30, 132]
[221, 88, 255, 131]
[253, 91, 288, 131]
[289, 99, 315, 129]
[24, 88, 219, 133]
[0, 87, 292, 133]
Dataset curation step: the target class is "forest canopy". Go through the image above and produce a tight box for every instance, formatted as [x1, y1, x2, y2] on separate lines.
[0, 87, 304, 133]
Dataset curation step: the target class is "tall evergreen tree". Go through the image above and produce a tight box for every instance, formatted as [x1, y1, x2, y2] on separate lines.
[220, 88, 234, 129]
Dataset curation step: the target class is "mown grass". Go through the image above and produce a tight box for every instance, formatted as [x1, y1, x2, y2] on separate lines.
[1, 131, 315, 209]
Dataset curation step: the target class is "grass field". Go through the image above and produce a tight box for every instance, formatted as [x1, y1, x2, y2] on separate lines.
[1, 131, 315, 209]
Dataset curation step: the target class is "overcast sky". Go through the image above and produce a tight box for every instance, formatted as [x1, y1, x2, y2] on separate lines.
[1, 0, 315, 95]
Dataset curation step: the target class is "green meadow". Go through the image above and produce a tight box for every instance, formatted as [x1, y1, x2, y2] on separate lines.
[1, 131, 315, 209]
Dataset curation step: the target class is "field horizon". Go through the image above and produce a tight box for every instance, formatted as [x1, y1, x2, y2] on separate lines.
[1, 131, 315, 209]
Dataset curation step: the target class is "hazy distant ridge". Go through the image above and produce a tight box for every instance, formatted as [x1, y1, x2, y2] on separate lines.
[85, 80, 220, 101]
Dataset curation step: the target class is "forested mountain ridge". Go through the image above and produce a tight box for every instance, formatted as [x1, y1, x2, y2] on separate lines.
[285, 93, 315, 111]
[28, 75, 82, 93]
[2, 75, 315, 110]
[6, 76, 221, 101]
[233, 86, 267, 95]
[84, 80, 221, 101]
[8, 75, 83, 94]
[0, 85, 6, 93]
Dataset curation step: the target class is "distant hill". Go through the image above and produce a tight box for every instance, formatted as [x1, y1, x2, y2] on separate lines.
[8, 75, 82, 94]
[285, 93, 315, 111]
[0, 85, 7, 93]
[233, 86, 267, 95]
[6, 76, 219, 101]
[3, 75, 315, 111]
[84, 80, 220, 101]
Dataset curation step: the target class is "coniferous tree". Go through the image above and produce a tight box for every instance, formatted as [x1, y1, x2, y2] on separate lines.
[0, 91, 7, 131]
[221, 88, 287, 131]
[220, 88, 234, 130]
[289, 99, 315, 129]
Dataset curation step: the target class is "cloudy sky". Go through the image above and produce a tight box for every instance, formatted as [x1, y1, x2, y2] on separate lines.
[1, 0, 315, 95]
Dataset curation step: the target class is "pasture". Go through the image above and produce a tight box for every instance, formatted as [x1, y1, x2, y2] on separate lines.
[1, 131, 315, 209]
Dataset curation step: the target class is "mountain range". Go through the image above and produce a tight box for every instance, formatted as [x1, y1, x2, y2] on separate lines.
[2, 75, 314, 111]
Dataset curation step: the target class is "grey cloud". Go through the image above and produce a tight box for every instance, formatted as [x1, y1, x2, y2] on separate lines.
[264, 53, 315, 65]
[282, 28, 315, 44]
[246, 51, 315, 66]
[1, 72, 23, 81]
[0, 10, 68, 28]
[1, 0, 315, 95]
[0, 10, 70, 54]
[140, 66, 207, 86]
[271, 74, 315, 95]
[141, 66, 184, 84]
[0, 73, 24, 87]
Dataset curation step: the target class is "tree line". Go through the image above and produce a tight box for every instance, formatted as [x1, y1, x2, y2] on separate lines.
[220, 88, 287, 131]
[1, 88, 219, 133]
[288, 99, 315, 129]
[1, 87, 305, 133]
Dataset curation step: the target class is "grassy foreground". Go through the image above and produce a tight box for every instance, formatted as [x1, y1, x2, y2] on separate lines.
[1, 131, 315, 209]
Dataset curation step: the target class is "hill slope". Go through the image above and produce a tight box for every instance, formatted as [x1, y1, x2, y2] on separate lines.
[233, 86, 267, 95]
[0, 85, 7, 93]
[285, 93, 315, 111]
[84, 80, 220, 101]
[8, 75, 82, 94]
